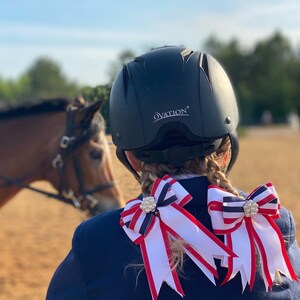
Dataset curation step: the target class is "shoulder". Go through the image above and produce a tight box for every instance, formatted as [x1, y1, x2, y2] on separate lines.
[74, 208, 124, 245]
[70, 208, 133, 266]
[275, 206, 297, 246]
[71, 207, 141, 275]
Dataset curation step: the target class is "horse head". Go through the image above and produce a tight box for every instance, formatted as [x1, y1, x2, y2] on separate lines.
[48, 98, 123, 215]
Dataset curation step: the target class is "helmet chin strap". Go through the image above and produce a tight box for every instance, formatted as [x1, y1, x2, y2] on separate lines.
[116, 148, 141, 183]
[226, 130, 239, 174]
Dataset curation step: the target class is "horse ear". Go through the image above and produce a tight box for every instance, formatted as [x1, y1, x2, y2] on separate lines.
[76, 100, 104, 123]
[86, 100, 104, 115]
[73, 96, 86, 108]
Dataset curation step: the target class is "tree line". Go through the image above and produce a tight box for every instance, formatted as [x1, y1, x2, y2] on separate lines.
[204, 31, 300, 124]
[0, 31, 299, 125]
[0, 57, 78, 106]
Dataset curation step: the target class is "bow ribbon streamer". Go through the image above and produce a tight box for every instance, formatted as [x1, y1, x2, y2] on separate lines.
[208, 183, 298, 291]
[120, 175, 235, 300]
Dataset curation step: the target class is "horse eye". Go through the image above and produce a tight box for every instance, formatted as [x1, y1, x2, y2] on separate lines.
[89, 149, 103, 161]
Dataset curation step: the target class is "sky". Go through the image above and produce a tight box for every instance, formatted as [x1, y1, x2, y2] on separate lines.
[1, 0, 300, 86]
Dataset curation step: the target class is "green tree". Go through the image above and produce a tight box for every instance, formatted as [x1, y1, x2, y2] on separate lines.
[0, 78, 16, 103]
[23, 57, 79, 101]
[247, 32, 297, 121]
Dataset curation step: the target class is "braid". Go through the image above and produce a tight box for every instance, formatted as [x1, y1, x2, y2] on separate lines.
[206, 155, 239, 196]
[140, 163, 157, 195]
[205, 137, 239, 197]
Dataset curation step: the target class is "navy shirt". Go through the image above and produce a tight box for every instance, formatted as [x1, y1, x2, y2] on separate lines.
[47, 176, 300, 299]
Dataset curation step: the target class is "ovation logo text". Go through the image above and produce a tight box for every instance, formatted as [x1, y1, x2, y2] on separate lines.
[153, 106, 190, 123]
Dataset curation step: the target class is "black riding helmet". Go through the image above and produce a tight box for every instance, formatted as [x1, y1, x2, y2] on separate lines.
[110, 46, 239, 181]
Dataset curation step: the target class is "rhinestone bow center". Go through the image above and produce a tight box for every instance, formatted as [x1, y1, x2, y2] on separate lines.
[243, 199, 259, 217]
[140, 196, 157, 213]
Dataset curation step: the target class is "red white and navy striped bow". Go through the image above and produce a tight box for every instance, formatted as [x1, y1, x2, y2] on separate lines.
[208, 183, 298, 291]
[120, 175, 235, 300]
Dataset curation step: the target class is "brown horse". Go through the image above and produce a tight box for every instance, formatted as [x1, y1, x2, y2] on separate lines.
[0, 98, 122, 215]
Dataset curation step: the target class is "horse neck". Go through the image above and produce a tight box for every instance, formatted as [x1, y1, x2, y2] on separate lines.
[0, 111, 66, 184]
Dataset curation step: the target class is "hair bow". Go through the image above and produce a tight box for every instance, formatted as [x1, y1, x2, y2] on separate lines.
[120, 175, 235, 300]
[208, 183, 298, 291]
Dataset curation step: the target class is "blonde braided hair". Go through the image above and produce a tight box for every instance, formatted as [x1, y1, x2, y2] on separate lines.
[205, 137, 239, 196]
[140, 137, 238, 197]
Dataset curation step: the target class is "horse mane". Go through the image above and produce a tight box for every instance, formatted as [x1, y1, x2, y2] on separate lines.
[0, 98, 71, 119]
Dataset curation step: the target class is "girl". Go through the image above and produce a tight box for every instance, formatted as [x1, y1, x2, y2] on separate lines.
[47, 46, 300, 299]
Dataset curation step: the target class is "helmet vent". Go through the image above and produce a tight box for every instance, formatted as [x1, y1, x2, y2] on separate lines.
[180, 49, 194, 69]
[122, 66, 130, 97]
[200, 54, 210, 83]
[133, 57, 146, 72]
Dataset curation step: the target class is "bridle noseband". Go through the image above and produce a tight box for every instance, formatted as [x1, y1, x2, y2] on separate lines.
[0, 104, 116, 215]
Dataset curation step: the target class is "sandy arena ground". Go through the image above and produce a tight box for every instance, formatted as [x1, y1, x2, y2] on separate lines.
[0, 126, 299, 299]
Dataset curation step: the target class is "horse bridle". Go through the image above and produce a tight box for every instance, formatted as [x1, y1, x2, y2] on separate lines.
[0, 104, 116, 215]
